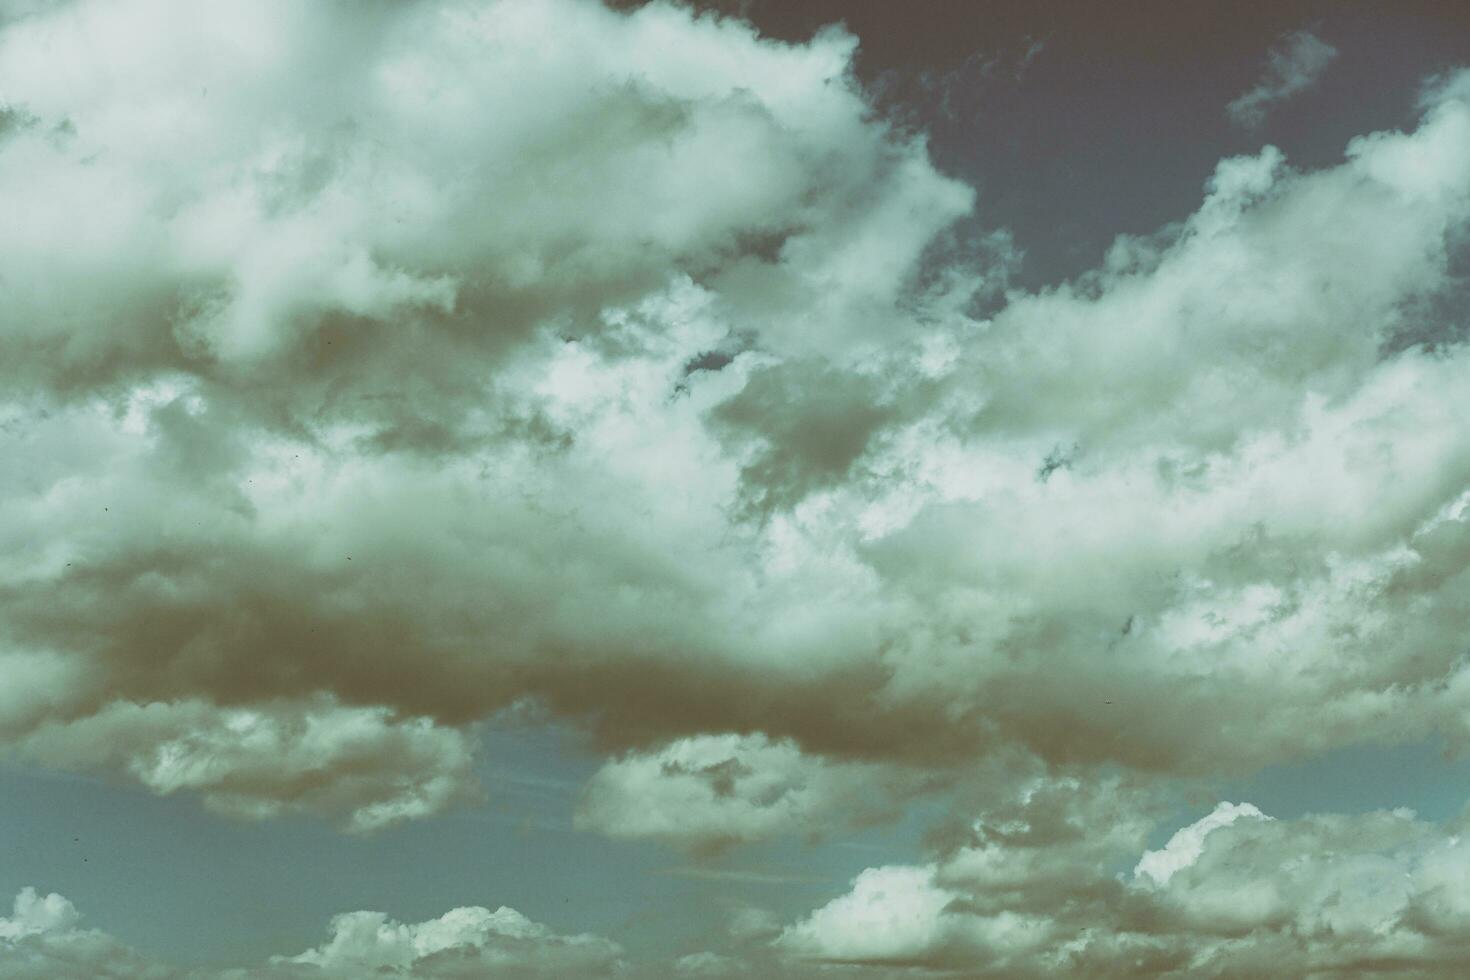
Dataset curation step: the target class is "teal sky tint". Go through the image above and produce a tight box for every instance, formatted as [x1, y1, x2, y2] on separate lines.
[1223, 739, 1470, 824]
[6, 727, 1466, 968]
[0, 723, 943, 969]
[690, 0, 1470, 290]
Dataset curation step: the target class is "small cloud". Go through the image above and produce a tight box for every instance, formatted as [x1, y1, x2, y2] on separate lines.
[675, 950, 749, 977]
[277, 904, 624, 978]
[574, 733, 923, 854]
[1227, 29, 1338, 128]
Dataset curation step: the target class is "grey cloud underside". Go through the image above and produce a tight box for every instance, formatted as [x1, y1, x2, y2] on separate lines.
[4, 6, 1470, 971]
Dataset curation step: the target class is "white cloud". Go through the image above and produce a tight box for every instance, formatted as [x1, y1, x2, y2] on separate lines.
[777, 864, 958, 963]
[14, 697, 478, 832]
[575, 733, 924, 851]
[0, 887, 626, 979]
[276, 904, 625, 978]
[0, 0, 966, 377]
[0, 888, 79, 940]
[674, 951, 749, 977]
[777, 788, 1470, 977]
[1134, 801, 1269, 886]
[9, 4, 1470, 974]
[1, 0, 1470, 908]
[0, 0, 972, 824]
[0, 888, 173, 980]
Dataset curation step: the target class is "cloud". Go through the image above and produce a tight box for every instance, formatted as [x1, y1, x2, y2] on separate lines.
[12, 697, 478, 832]
[1227, 29, 1339, 128]
[574, 733, 927, 852]
[2, 0, 1470, 877]
[778, 864, 962, 964]
[1141, 806, 1470, 976]
[11, 3, 1470, 975]
[272, 904, 625, 979]
[1133, 801, 1268, 886]
[775, 783, 1470, 977]
[776, 772, 1160, 972]
[0, 0, 965, 390]
[0, 887, 627, 979]
[674, 951, 749, 977]
[0, 0, 970, 823]
[0, 887, 177, 980]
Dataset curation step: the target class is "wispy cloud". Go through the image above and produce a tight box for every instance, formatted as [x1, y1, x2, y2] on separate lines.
[656, 866, 831, 886]
[1228, 29, 1339, 128]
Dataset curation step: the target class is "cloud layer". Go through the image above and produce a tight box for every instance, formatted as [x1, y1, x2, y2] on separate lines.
[4, 1, 1470, 973]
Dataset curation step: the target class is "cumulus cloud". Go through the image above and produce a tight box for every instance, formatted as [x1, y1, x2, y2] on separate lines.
[575, 733, 928, 852]
[272, 904, 625, 979]
[0, 887, 176, 980]
[0, 0, 971, 823]
[837, 81, 1470, 779]
[1133, 801, 1268, 886]
[0, 887, 625, 979]
[774, 782, 1470, 978]
[1227, 29, 1339, 128]
[778, 864, 962, 964]
[775, 773, 1154, 972]
[12, 1, 1470, 974]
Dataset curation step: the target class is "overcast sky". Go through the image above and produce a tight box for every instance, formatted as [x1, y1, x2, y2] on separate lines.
[4, 1, 1470, 976]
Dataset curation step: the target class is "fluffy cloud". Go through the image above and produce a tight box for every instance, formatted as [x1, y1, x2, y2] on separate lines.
[271, 904, 625, 979]
[1133, 801, 1268, 886]
[775, 772, 1161, 974]
[11, 697, 477, 832]
[13, 3, 1470, 974]
[0, 0, 969, 823]
[0, 887, 176, 980]
[0, 888, 626, 979]
[0, 0, 965, 388]
[778, 864, 962, 963]
[1227, 29, 1339, 128]
[575, 733, 927, 852]
[839, 80, 1470, 778]
[775, 784, 1470, 978]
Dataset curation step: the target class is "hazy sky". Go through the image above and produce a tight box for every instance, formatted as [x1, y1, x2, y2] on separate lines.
[4, 1, 1470, 977]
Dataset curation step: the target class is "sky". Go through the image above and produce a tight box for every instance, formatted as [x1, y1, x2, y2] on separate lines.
[3, 0, 1470, 976]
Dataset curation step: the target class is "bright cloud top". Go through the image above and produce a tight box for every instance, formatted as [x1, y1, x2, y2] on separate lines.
[1134, 801, 1268, 886]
